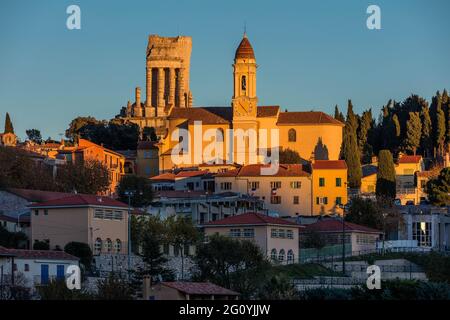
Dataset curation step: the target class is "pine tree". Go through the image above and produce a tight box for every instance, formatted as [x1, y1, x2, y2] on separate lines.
[334, 105, 345, 123]
[4, 112, 14, 134]
[420, 104, 432, 158]
[376, 150, 396, 200]
[341, 100, 362, 188]
[404, 112, 422, 155]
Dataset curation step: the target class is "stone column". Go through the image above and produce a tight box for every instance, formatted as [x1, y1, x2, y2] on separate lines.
[134, 87, 142, 117]
[169, 68, 176, 105]
[158, 68, 165, 108]
[146, 67, 152, 107]
[178, 68, 185, 108]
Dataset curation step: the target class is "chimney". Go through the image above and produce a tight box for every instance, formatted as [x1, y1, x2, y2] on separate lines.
[135, 87, 141, 107]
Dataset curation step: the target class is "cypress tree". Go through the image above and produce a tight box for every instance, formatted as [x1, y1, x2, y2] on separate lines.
[357, 109, 372, 154]
[435, 101, 446, 157]
[404, 112, 422, 155]
[334, 105, 345, 123]
[341, 100, 362, 188]
[420, 104, 432, 157]
[4, 112, 14, 134]
[376, 150, 396, 200]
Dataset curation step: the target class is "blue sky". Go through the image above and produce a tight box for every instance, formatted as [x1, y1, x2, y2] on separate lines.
[0, 0, 449, 140]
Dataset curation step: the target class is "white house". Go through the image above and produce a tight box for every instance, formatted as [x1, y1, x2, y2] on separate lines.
[0, 246, 79, 293]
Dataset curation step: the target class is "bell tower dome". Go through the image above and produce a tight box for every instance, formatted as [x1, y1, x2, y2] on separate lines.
[232, 33, 258, 119]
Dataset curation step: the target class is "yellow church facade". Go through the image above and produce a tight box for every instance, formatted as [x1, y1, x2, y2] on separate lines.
[120, 34, 344, 174]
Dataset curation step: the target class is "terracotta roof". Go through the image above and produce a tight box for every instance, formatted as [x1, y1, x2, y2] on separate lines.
[150, 173, 176, 182]
[277, 112, 344, 126]
[300, 219, 382, 234]
[204, 212, 300, 227]
[161, 282, 239, 296]
[398, 155, 422, 164]
[169, 107, 231, 125]
[6, 188, 75, 203]
[257, 106, 279, 117]
[216, 164, 310, 177]
[137, 141, 158, 150]
[28, 194, 128, 209]
[312, 160, 347, 170]
[0, 246, 79, 260]
[235, 34, 255, 60]
[175, 170, 209, 178]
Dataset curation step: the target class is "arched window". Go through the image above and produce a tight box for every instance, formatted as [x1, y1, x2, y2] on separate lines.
[288, 129, 296, 142]
[271, 249, 277, 261]
[94, 238, 102, 255]
[114, 239, 122, 253]
[278, 249, 285, 262]
[287, 250, 294, 264]
[241, 75, 247, 91]
[105, 238, 112, 253]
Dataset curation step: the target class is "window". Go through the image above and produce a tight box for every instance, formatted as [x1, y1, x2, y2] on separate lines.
[288, 129, 296, 142]
[249, 181, 260, 190]
[286, 230, 294, 239]
[271, 181, 282, 189]
[336, 197, 342, 205]
[34, 210, 39, 216]
[145, 166, 151, 175]
[94, 209, 104, 219]
[290, 181, 301, 189]
[278, 229, 286, 238]
[243, 228, 255, 238]
[241, 75, 247, 91]
[113, 211, 123, 220]
[271, 229, 278, 238]
[24, 264, 30, 272]
[94, 238, 102, 254]
[44, 209, 48, 216]
[293, 196, 299, 205]
[229, 229, 241, 237]
[336, 178, 342, 187]
[287, 250, 294, 264]
[221, 182, 232, 190]
[412, 222, 432, 247]
[271, 196, 281, 204]
[316, 197, 328, 205]
[114, 239, 122, 253]
[323, 197, 328, 205]
[104, 210, 113, 220]
[278, 249, 285, 262]
[271, 249, 277, 261]
[319, 178, 325, 187]
[105, 238, 112, 253]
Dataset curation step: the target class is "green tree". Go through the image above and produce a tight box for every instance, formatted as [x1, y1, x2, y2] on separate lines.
[334, 105, 345, 123]
[345, 197, 383, 230]
[193, 234, 270, 299]
[55, 159, 110, 194]
[64, 242, 93, 271]
[279, 148, 302, 164]
[96, 273, 134, 300]
[136, 232, 172, 280]
[357, 109, 373, 155]
[117, 175, 154, 208]
[426, 167, 450, 206]
[420, 105, 433, 158]
[33, 240, 50, 250]
[341, 100, 362, 188]
[143, 126, 158, 142]
[376, 150, 396, 200]
[38, 279, 92, 300]
[435, 103, 446, 157]
[166, 215, 199, 280]
[0, 225, 28, 249]
[26, 129, 43, 144]
[4, 112, 14, 134]
[404, 112, 422, 155]
[65, 116, 101, 141]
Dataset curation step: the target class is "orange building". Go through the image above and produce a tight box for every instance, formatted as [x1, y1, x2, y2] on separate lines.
[57, 139, 125, 196]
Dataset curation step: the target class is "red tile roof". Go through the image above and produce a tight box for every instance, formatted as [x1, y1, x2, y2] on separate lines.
[216, 164, 310, 177]
[162, 282, 239, 296]
[235, 35, 255, 60]
[169, 107, 231, 125]
[150, 173, 176, 182]
[175, 170, 209, 178]
[204, 212, 300, 227]
[28, 194, 128, 209]
[277, 111, 344, 126]
[0, 246, 79, 260]
[300, 219, 381, 234]
[312, 160, 347, 170]
[398, 155, 422, 164]
[6, 188, 76, 203]
[257, 106, 280, 117]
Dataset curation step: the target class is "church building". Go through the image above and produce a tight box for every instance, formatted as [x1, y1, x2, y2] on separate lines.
[119, 34, 344, 173]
